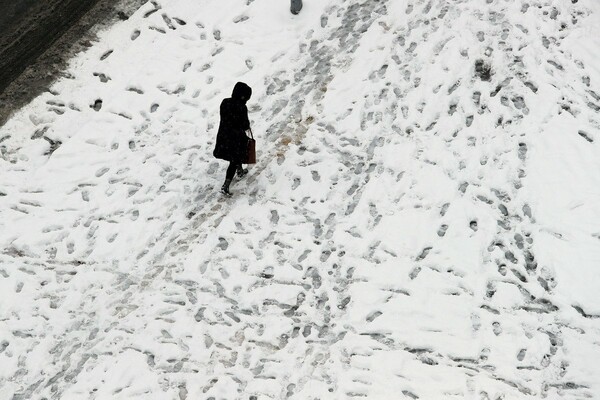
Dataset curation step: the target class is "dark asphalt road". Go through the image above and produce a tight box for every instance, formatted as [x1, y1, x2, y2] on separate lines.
[0, 0, 40, 31]
[0, 0, 101, 93]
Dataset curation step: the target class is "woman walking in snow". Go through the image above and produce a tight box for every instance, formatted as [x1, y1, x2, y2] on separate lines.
[213, 82, 253, 196]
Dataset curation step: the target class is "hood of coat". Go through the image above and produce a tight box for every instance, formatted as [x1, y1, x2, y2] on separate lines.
[231, 82, 252, 103]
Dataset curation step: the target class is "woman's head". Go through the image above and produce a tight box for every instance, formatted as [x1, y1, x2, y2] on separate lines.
[232, 82, 252, 103]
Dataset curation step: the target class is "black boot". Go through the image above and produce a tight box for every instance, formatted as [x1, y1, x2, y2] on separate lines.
[221, 179, 232, 196]
[237, 166, 248, 178]
[291, 0, 302, 15]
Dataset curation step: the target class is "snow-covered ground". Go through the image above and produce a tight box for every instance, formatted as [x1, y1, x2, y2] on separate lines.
[1, 0, 600, 398]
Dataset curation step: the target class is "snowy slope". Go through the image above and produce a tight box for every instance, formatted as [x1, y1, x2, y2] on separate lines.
[1, 0, 600, 398]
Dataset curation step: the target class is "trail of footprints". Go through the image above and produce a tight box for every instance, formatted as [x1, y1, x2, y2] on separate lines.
[385, 0, 595, 398]
[79, 5, 229, 121]
[135, 2, 392, 398]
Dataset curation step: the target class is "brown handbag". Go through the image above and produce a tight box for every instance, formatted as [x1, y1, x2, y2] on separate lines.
[246, 130, 256, 164]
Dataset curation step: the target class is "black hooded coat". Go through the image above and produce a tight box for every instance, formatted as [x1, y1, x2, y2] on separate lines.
[213, 82, 252, 162]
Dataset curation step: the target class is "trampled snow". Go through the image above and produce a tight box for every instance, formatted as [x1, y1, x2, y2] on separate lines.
[1, 0, 600, 398]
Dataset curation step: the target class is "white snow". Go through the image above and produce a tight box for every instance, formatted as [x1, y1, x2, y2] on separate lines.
[1, 0, 600, 398]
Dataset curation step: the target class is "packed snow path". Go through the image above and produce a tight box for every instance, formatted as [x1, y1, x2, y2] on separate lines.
[1, 0, 600, 399]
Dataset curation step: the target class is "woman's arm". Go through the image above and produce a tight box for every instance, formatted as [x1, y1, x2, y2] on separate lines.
[240, 104, 251, 132]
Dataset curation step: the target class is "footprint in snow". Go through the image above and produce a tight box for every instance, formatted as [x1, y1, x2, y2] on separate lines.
[437, 224, 448, 237]
[149, 26, 166, 34]
[93, 72, 110, 82]
[207, 162, 218, 175]
[270, 210, 279, 225]
[233, 14, 249, 23]
[162, 14, 176, 30]
[366, 311, 383, 322]
[470, 220, 478, 231]
[416, 247, 432, 261]
[321, 15, 328, 27]
[292, 177, 301, 190]
[518, 142, 527, 160]
[100, 50, 113, 61]
[578, 130, 593, 143]
[127, 86, 144, 94]
[448, 80, 461, 94]
[217, 237, 229, 250]
[409, 266, 421, 280]
[492, 321, 502, 335]
[524, 81, 538, 93]
[91, 99, 103, 111]
[95, 167, 109, 177]
[143, 7, 159, 18]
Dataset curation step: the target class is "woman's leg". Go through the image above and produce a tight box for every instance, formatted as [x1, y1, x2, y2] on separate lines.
[221, 161, 237, 195]
[226, 161, 237, 181]
[236, 163, 248, 177]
